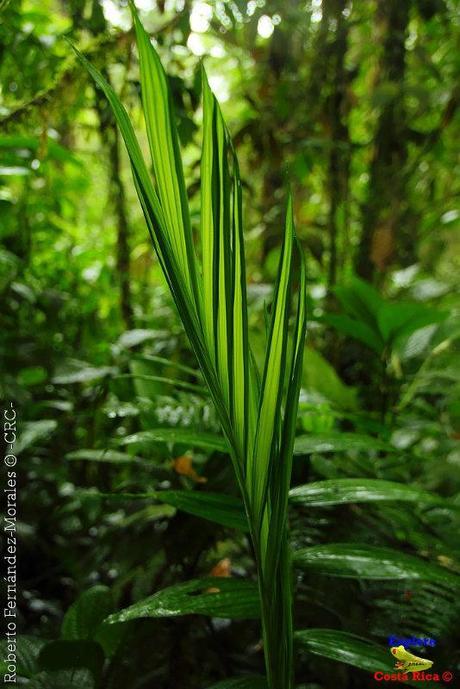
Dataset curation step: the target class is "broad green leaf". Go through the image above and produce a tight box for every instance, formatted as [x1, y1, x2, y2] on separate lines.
[156, 490, 247, 530]
[28, 669, 94, 689]
[0, 134, 81, 165]
[0, 635, 45, 678]
[120, 428, 228, 453]
[78, 489, 247, 531]
[297, 630, 436, 688]
[105, 578, 260, 623]
[62, 586, 112, 641]
[335, 276, 384, 325]
[65, 449, 146, 465]
[206, 678, 268, 689]
[295, 628, 394, 674]
[289, 478, 452, 508]
[399, 324, 438, 360]
[17, 365, 47, 386]
[14, 419, 57, 454]
[115, 328, 159, 349]
[293, 433, 389, 454]
[294, 543, 460, 586]
[377, 301, 446, 344]
[38, 640, 104, 683]
[52, 363, 115, 384]
[93, 621, 128, 660]
[302, 346, 358, 410]
[321, 314, 383, 354]
[118, 503, 176, 527]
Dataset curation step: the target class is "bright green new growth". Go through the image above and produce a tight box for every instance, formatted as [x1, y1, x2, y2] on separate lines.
[72, 5, 306, 688]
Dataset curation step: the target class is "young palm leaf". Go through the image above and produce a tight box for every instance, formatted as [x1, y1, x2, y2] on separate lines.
[72, 6, 307, 688]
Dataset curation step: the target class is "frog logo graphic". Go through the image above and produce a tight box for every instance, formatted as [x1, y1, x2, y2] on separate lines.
[390, 645, 433, 671]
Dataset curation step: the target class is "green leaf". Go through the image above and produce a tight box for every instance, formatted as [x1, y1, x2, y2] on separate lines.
[131, 4, 199, 308]
[293, 543, 460, 586]
[200, 65, 252, 476]
[289, 478, 452, 508]
[293, 433, 389, 454]
[335, 276, 384, 325]
[52, 362, 115, 384]
[248, 196, 295, 528]
[65, 449, 146, 465]
[115, 372, 208, 395]
[302, 347, 357, 410]
[69, 41, 205, 389]
[17, 366, 47, 386]
[295, 628, 394, 674]
[120, 428, 228, 453]
[28, 669, 95, 689]
[61, 586, 112, 640]
[115, 328, 159, 349]
[322, 314, 384, 354]
[206, 678, 268, 689]
[0, 635, 45, 678]
[0, 134, 81, 165]
[38, 640, 104, 683]
[135, 352, 201, 378]
[74, 22, 306, 689]
[156, 490, 247, 530]
[377, 301, 445, 344]
[105, 577, 260, 623]
[78, 489, 247, 530]
[14, 420, 57, 454]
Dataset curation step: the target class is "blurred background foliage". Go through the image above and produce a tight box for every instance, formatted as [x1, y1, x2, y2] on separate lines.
[0, 0, 459, 687]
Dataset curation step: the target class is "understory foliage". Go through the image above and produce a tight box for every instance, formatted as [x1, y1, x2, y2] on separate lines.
[1, 1, 459, 688]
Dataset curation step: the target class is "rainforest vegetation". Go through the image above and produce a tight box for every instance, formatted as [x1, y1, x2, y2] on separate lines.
[1, 1, 459, 688]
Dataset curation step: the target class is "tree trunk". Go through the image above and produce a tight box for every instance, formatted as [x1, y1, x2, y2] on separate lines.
[88, 0, 134, 328]
[356, 0, 410, 281]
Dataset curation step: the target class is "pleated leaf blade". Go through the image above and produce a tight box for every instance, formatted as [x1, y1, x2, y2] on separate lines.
[131, 3, 198, 307]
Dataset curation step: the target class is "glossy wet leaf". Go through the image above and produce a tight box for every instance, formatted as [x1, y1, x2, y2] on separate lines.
[294, 543, 460, 586]
[289, 478, 453, 508]
[120, 428, 228, 453]
[293, 433, 389, 455]
[295, 628, 393, 673]
[65, 449, 146, 465]
[105, 577, 260, 622]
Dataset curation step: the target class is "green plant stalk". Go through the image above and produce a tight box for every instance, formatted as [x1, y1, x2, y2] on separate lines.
[72, 5, 306, 686]
[258, 537, 294, 688]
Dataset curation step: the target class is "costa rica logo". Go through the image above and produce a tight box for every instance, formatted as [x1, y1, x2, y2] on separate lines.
[390, 645, 433, 671]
